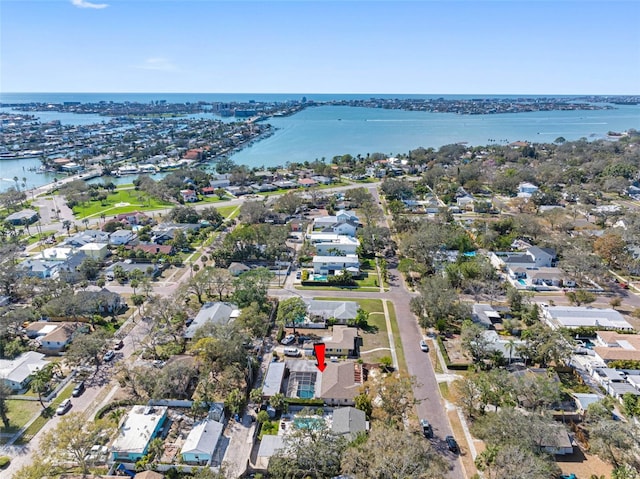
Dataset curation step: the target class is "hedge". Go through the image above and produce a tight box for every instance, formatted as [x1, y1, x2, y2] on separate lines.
[284, 397, 325, 407]
[95, 398, 136, 420]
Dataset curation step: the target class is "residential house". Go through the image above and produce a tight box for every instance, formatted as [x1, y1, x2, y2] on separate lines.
[490, 247, 556, 272]
[180, 419, 224, 465]
[180, 189, 198, 203]
[111, 406, 168, 463]
[518, 182, 539, 198]
[76, 288, 123, 314]
[261, 361, 286, 399]
[314, 235, 360, 256]
[105, 261, 157, 281]
[0, 351, 49, 392]
[255, 435, 286, 471]
[79, 243, 109, 260]
[313, 210, 359, 230]
[4, 209, 39, 226]
[312, 255, 359, 276]
[115, 211, 152, 227]
[151, 223, 200, 244]
[472, 304, 502, 329]
[19, 259, 60, 279]
[331, 407, 367, 439]
[542, 306, 634, 330]
[482, 330, 525, 362]
[210, 175, 231, 189]
[26, 322, 80, 352]
[201, 186, 216, 196]
[311, 175, 332, 185]
[184, 302, 240, 339]
[228, 262, 251, 276]
[319, 361, 364, 406]
[321, 221, 358, 237]
[306, 300, 359, 325]
[593, 331, 640, 364]
[273, 180, 297, 189]
[541, 425, 574, 456]
[62, 230, 110, 247]
[324, 326, 361, 357]
[124, 244, 174, 256]
[297, 178, 317, 188]
[592, 368, 640, 400]
[109, 229, 136, 246]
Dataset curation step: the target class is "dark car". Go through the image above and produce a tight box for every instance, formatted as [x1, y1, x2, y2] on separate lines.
[113, 339, 124, 350]
[445, 435, 459, 453]
[72, 381, 85, 397]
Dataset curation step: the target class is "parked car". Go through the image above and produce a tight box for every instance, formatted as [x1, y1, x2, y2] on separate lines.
[420, 340, 429, 352]
[296, 271, 301, 280]
[112, 339, 124, 350]
[56, 399, 72, 415]
[445, 435, 459, 453]
[281, 334, 296, 345]
[103, 350, 115, 362]
[72, 381, 85, 397]
[284, 347, 301, 357]
[420, 418, 433, 438]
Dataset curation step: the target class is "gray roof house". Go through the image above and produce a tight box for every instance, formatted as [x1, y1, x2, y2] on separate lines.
[184, 302, 240, 339]
[331, 407, 367, 439]
[307, 300, 359, 324]
[5, 209, 39, 226]
[472, 304, 501, 329]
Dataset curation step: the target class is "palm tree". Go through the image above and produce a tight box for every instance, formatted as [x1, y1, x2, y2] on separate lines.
[506, 339, 516, 365]
[82, 218, 89, 231]
[62, 220, 72, 235]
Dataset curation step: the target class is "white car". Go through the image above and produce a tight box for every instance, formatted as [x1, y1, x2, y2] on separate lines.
[103, 350, 115, 362]
[420, 340, 429, 352]
[56, 398, 72, 415]
[281, 334, 296, 345]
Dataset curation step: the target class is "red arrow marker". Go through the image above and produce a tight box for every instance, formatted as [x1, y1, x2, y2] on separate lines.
[314, 342, 326, 372]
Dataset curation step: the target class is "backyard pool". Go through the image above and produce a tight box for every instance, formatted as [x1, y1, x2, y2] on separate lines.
[294, 416, 325, 430]
[312, 275, 328, 282]
[518, 279, 527, 286]
[297, 383, 315, 399]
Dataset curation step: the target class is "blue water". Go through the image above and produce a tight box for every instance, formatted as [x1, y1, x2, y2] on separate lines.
[2, 93, 639, 192]
[294, 416, 323, 429]
[518, 279, 527, 285]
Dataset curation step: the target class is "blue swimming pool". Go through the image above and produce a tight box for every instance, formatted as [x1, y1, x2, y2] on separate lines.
[313, 275, 328, 282]
[518, 279, 526, 286]
[294, 416, 324, 430]
[297, 384, 315, 399]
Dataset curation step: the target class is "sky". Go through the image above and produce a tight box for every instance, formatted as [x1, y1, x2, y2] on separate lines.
[1, 0, 639, 94]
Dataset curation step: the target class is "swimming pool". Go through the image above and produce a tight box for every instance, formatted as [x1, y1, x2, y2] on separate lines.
[294, 416, 324, 430]
[297, 383, 315, 399]
[312, 275, 328, 282]
[517, 279, 527, 286]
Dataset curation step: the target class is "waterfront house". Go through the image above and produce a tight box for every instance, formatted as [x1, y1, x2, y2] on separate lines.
[180, 419, 224, 465]
[0, 351, 49, 392]
[111, 406, 168, 463]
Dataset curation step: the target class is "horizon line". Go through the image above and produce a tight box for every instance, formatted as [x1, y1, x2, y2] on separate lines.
[2, 91, 639, 96]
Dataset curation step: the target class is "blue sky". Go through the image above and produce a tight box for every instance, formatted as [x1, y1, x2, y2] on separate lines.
[1, 0, 639, 94]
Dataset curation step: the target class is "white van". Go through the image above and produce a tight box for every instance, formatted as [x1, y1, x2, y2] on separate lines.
[284, 347, 301, 357]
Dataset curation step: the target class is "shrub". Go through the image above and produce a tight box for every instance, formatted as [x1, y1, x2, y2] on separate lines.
[0, 456, 10, 468]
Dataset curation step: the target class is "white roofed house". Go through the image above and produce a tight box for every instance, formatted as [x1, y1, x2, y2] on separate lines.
[542, 306, 633, 330]
[110, 405, 168, 463]
[314, 235, 360, 256]
[306, 300, 359, 325]
[0, 351, 49, 392]
[312, 255, 359, 276]
[180, 419, 225, 465]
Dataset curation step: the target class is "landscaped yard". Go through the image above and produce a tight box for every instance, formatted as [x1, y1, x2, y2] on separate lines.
[216, 205, 240, 219]
[317, 297, 392, 364]
[72, 189, 173, 219]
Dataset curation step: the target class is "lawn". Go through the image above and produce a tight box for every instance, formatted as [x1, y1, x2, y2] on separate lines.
[386, 301, 407, 373]
[355, 272, 380, 289]
[318, 297, 391, 363]
[0, 400, 41, 441]
[16, 381, 76, 445]
[72, 189, 173, 219]
[216, 205, 240, 219]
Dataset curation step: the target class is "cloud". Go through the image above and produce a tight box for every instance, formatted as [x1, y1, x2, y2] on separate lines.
[137, 58, 178, 72]
[71, 0, 109, 9]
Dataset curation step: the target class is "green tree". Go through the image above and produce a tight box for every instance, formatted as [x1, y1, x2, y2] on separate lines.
[65, 329, 110, 374]
[276, 297, 307, 328]
[341, 425, 447, 479]
[232, 267, 274, 308]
